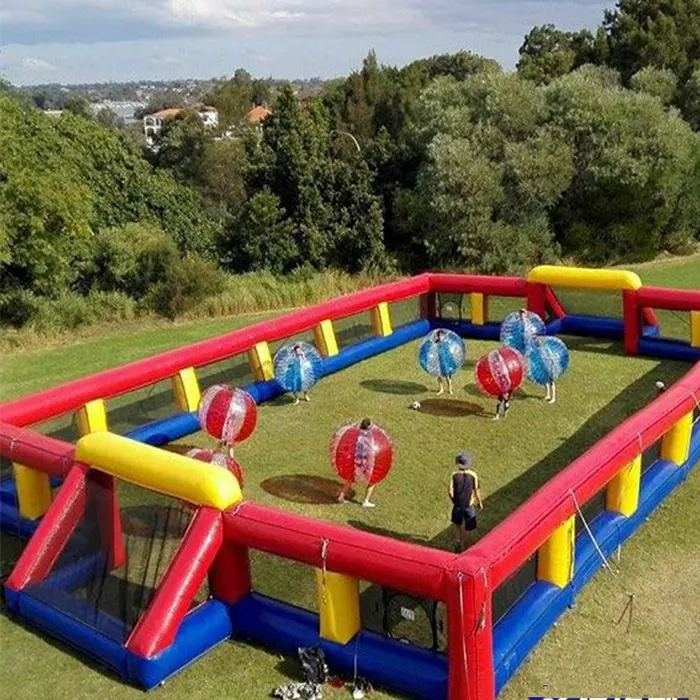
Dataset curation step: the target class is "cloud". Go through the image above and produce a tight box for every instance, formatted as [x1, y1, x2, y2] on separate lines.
[17, 56, 57, 72]
[0, 0, 610, 46]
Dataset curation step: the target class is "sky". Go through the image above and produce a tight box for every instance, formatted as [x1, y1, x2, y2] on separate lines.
[1, 0, 612, 86]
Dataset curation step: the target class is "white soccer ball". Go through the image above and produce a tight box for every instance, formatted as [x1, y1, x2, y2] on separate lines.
[410, 401, 421, 411]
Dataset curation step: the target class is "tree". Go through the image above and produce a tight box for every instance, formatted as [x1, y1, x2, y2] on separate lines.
[404, 75, 567, 272]
[630, 66, 678, 103]
[518, 25, 577, 85]
[604, 0, 700, 81]
[222, 191, 297, 274]
[153, 111, 209, 182]
[679, 67, 700, 129]
[546, 69, 700, 260]
[518, 26, 608, 85]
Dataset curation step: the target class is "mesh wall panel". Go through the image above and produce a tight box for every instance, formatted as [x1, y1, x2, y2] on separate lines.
[24, 477, 196, 643]
[492, 554, 537, 624]
[333, 312, 375, 350]
[553, 288, 623, 319]
[642, 438, 662, 473]
[107, 379, 175, 435]
[198, 353, 256, 393]
[575, 488, 607, 536]
[249, 550, 317, 613]
[388, 297, 421, 328]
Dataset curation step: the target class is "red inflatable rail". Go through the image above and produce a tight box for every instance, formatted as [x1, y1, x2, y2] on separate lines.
[0, 275, 431, 428]
[428, 274, 526, 297]
[636, 286, 700, 312]
[463, 361, 700, 588]
[0, 423, 74, 477]
[223, 502, 453, 601]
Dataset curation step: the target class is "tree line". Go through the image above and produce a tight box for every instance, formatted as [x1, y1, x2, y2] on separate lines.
[1, 0, 699, 330]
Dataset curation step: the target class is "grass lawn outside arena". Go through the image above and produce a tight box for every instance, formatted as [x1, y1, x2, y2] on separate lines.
[1, 255, 699, 699]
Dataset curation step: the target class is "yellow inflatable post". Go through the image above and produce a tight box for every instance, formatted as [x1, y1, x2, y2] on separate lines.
[661, 412, 694, 465]
[691, 311, 700, 348]
[314, 319, 339, 357]
[13, 463, 52, 520]
[75, 432, 241, 509]
[537, 516, 575, 588]
[77, 399, 108, 436]
[471, 293, 488, 326]
[606, 455, 642, 517]
[172, 367, 201, 412]
[247, 341, 274, 382]
[527, 266, 642, 291]
[315, 569, 361, 645]
[370, 302, 393, 337]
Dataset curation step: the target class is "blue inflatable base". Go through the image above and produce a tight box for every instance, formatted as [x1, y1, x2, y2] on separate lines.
[493, 425, 700, 693]
[229, 593, 447, 700]
[638, 337, 700, 362]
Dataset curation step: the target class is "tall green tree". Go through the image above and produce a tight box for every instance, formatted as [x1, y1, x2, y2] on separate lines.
[604, 0, 700, 81]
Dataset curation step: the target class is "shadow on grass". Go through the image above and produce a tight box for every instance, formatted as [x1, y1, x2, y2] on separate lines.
[360, 379, 429, 395]
[418, 398, 487, 419]
[261, 475, 352, 505]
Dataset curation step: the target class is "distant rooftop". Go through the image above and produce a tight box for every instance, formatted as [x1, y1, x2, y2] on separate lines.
[246, 105, 272, 124]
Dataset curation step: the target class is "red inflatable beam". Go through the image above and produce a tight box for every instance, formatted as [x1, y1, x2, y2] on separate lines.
[637, 286, 700, 312]
[429, 274, 527, 297]
[127, 507, 223, 658]
[0, 422, 74, 477]
[0, 276, 431, 428]
[6, 463, 89, 591]
[466, 361, 700, 588]
[545, 286, 566, 319]
[223, 503, 452, 600]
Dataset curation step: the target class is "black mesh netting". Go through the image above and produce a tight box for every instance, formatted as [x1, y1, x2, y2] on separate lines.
[249, 550, 318, 613]
[487, 296, 526, 324]
[32, 414, 80, 443]
[269, 330, 317, 360]
[492, 554, 537, 624]
[653, 309, 691, 343]
[575, 489, 607, 536]
[388, 297, 421, 328]
[23, 476, 203, 643]
[361, 585, 446, 652]
[198, 353, 255, 393]
[436, 293, 468, 322]
[552, 288, 623, 320]
[107, 379, 177, 435]
[333, 312, 375, 350]
[642, 438, 662, 474]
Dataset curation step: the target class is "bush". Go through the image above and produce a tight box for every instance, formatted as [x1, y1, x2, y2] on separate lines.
[0, 290, 41, 327]
[87, 222, 179, 298]
[146, 256, 226, 319]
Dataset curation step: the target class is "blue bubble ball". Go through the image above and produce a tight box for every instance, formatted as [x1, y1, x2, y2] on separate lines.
[273, 341, 324, 394]
[500, 310, 546, 353]
[525, 336, 570, 385]
[418, 329, 466, 378]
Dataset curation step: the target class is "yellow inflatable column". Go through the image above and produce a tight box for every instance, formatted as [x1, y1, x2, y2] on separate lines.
[691, 311, 700, 348]
[172, 367, 201, 412]
[315, 569, 361, 644]
[606, 455, 642, 516]
[77, 399, 108, 436]
[13, 463, 52, 520]
[471, 293, 488, 326]
[314, 320, 339, 357]
[247, 342, 274, 382]
[537, 516, 575, 588]
[370, 302, 393, 337]
[661, 412, 693, 465]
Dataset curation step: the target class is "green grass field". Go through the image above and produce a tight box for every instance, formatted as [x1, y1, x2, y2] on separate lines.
[1, 255, 699, 699]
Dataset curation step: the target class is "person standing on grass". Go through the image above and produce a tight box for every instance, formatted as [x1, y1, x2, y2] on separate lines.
[449, 452, 482, 552]
[493, 390, 512, 420]
[435, 329, 456, 396]
[338, 418, 379, 508]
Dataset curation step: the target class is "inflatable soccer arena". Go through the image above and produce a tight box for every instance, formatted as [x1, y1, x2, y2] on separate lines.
[1, 265, 699, 700]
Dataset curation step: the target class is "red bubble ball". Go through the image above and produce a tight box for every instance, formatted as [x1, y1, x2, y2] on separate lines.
[198, 385, 257, 445]
[330, 422, 394, 486]
[475, 347, 525, 398]
[186, 447, 244, 488]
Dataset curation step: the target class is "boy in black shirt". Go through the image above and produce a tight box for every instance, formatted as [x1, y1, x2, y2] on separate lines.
[449, 453, 483, 552]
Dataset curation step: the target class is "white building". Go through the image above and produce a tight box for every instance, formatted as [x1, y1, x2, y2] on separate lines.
[143, 105, 219, 146]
